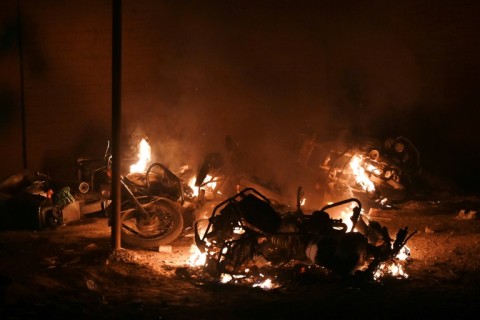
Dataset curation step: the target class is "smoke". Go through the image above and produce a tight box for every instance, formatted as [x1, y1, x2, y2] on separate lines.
[119, 1, 421, 199]
[120, 0, 480, 193]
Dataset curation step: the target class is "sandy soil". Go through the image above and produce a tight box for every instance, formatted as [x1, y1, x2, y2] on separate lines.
[1, 195, 480, 319]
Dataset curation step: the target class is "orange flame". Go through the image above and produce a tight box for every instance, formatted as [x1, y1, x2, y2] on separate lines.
[129, 139, 151, 173]
[252, 274, 279, 290]
[187, 244, 207, 267]
[349, 155, 375, 193]
[188, 175, 218, 198]
[373, 261, 409, 280]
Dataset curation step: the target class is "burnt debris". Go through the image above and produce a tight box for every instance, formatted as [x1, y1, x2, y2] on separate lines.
[194, 187, 416, 285]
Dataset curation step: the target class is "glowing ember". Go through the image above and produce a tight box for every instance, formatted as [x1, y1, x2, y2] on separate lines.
[188, 174, 216, 197]
[338, 205, 356, 232]
[220, 273, 233, 283]
[187, 240, 280, 290]
[129, 138, 151, 173]
[251, 273, 280, 290]
[373, 246, 411, 280]
[233, 226, 245, 234]
[187, 244, 207, 267]
[349, 155, 375, 193]
[396, 245, 410, 261]
[188, 177, 199, 196]
[300, 198, 307, 206]
[373, 261, 409, 281]
[253, 278, 275, 289]
[365, 163, 382, 176]
[380, 197, 389, 206]
[218, 271, 278, 289]
[326, 202, 363, 232]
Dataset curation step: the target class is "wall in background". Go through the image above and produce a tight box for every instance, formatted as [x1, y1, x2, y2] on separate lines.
[1, 0, 479, 191]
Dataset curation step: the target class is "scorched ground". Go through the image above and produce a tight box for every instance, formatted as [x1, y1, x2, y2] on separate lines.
[1, 193, 480, 319]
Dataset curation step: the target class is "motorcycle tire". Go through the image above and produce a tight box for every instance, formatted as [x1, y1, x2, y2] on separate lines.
[120, 197, 183, 249]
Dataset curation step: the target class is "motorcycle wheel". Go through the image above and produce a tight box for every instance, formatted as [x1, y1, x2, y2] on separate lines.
[121, 197, 183, 248]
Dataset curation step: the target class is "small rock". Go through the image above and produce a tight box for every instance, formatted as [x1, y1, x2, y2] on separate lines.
[455, 209, 478, 220]
[86, 279, 97, 291]
[159, 245, 172, 253]
[84, 243, 98, 251]
[425, 226, 435, 234]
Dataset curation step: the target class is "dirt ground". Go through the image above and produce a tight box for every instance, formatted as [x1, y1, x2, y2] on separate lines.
[1, 193, 480, 319]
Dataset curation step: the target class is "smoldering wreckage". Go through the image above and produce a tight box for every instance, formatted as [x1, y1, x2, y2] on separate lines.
[0, 135, 424, 288]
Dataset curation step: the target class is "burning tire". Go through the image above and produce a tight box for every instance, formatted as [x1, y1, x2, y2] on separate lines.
[121, 197, 183, 248]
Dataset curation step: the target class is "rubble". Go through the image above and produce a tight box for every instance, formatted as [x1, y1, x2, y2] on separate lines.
[455, 209, 478, 220]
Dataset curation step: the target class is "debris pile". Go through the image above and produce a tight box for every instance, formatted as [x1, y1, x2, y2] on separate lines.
[192, 187, 416, 287]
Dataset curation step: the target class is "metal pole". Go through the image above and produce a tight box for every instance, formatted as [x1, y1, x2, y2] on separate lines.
[111, 0, 122, 250]
[17, 0, 27, 169]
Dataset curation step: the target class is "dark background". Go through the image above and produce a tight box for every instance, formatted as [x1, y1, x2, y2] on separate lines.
[1, 0, 479, 193]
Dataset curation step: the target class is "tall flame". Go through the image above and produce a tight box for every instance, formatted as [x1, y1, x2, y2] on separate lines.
[188, 175, 216, 198]
[349, 155, 375, 193]
[129, 139, 151, 173]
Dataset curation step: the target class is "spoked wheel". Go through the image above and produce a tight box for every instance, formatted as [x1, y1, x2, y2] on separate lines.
[121, 197, 183, 248]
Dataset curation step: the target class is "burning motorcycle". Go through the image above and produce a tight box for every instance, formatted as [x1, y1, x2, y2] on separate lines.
[111, 135, 293, 249]
[193, 187, 415, 282]
[76, 141, 176, 247]
[76, 140, 226, 249]
[115, 162, 187, 248]
[298, 134, 421, 208]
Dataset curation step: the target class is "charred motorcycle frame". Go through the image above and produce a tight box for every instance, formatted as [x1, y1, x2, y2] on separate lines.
[194, 187, 415, 281]
[297, 134, 420, 207]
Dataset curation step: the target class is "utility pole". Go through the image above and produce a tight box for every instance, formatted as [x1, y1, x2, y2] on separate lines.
[111, 0, 122, 250]
[16, 0, 27, 169]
